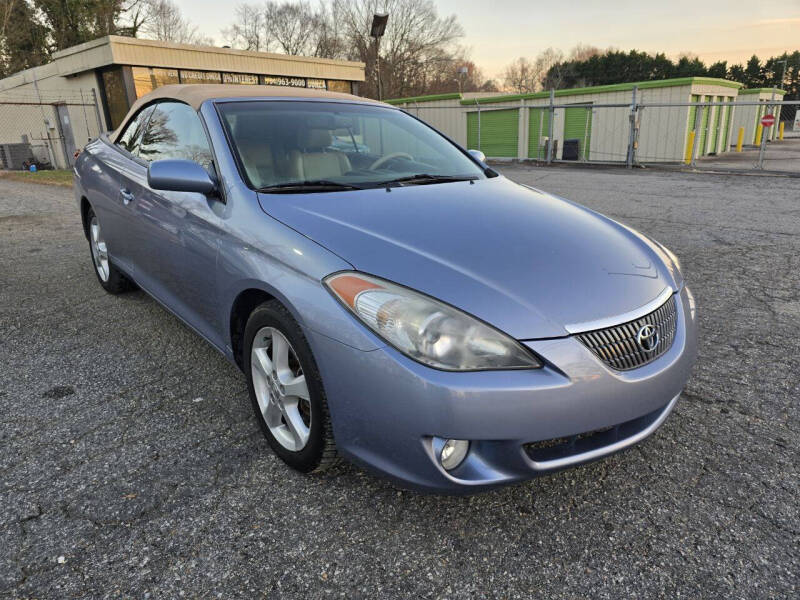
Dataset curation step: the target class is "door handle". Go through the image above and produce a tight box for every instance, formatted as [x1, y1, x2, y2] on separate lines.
[120, 188, 135, 205]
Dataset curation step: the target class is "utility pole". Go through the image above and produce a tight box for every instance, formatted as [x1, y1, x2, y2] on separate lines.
[626, 86, 638, 168]
[546, 89, 555, 164]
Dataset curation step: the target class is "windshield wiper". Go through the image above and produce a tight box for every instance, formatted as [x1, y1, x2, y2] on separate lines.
[378, 174, 478, 187]
[256, 180, 366, 193]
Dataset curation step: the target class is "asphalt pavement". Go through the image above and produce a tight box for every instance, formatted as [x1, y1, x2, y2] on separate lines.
[1, 165, 798, 598]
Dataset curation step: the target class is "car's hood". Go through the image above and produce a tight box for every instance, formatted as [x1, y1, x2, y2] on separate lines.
[257, 177, 678, 339]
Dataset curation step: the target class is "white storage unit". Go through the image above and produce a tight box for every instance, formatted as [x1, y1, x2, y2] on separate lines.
[732, 88, 786, 146]
[387, 77, 744, 163]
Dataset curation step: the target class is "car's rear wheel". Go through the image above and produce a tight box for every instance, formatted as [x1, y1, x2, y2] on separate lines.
[244, 300, 337, 472]
[86, 207, 134, 294]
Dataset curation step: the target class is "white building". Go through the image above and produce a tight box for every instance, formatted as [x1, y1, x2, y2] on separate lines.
[388, 77, 744, 163]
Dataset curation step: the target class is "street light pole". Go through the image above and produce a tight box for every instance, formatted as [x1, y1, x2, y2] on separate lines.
[370, 13, 389, 101]
[374, 37, 382, 100]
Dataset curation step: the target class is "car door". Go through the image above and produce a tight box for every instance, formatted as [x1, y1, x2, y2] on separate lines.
[94, 104, 156, 275]
[129, 101, 224, 346]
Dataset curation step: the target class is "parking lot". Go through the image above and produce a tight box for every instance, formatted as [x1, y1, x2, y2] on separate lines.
[1, 166, 798, 598]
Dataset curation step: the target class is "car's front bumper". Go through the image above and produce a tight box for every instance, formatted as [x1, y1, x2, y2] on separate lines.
[308, 285, 697, 494]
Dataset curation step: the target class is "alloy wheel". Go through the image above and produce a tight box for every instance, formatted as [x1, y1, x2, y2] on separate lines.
[89, 215, 109, 282]
[250, 327, 312, 451]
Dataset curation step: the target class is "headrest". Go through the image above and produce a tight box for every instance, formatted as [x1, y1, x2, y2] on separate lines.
[300, 128, 332, 150]
[233, 113, 270, 142]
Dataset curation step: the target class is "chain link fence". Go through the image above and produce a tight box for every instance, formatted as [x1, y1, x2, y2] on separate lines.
[0, 88, 103, 171]
[400, 94, 800, 175]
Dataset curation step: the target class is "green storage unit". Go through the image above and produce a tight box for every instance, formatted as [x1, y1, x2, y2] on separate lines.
[709, 97, 723, 153]
[466, 109, 518, 157]
[563, 104, 592, 159]
[697, 96, 710, 156]
[721, 102, 732, 151]
[528, 107, 551, 159]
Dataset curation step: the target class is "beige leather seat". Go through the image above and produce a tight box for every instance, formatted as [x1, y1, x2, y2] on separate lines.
[233, 114, 276, 188]
[290, 129, 351, 180]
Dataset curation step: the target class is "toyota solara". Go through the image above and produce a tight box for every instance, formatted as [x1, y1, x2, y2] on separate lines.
[73, 84, 697, 494]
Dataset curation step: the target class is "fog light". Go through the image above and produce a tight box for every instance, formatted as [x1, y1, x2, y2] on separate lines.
[440, 439, 469, 471]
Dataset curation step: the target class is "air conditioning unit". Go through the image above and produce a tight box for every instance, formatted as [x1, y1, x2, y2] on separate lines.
[0, 143, 34, 170]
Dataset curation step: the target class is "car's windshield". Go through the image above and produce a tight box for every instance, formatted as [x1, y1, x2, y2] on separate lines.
[217, 100, 486, 191]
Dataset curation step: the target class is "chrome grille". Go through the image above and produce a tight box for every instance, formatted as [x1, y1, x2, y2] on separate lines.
[576, 295, 677, 371]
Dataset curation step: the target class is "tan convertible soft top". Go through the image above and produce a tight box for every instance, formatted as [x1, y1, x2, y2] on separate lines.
[110, 84, 385, 142]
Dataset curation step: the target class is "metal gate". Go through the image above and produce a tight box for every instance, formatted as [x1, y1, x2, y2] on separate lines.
[0, 88, 102, 170]
[528, 108, 550, 159]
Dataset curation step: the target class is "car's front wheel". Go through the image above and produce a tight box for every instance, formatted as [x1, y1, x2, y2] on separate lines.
[86, 206, 134, 294]
[244, 300, 337, 472]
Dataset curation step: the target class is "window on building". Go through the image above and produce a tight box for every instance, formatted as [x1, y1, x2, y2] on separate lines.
[326, 80, 351, 94]
[138, 102, 213, 169]
[132, 67, 180, 98]
[179, 70, 222, 85]
[116, 105, 156, 155]
[101, 68, 130, 130]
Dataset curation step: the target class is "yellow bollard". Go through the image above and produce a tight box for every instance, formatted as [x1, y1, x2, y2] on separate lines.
[779, 121, 785, 140]
[755, 123, 763, 145]
[736, 127, 744, 152]
[684, 130, 695, 164]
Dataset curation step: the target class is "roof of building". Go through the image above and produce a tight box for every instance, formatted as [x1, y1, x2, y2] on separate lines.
[54, 35, 366, 80]
[0, 35, 366, 92]
[738, 88, 787, 95]
[384, 77, 745, 107]
[384, 91, 511, 105]
[110, 83, 384, 141]
[459, 77, 744, 105]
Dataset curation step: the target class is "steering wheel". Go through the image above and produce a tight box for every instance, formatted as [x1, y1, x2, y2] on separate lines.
[369, 152, 414, 170]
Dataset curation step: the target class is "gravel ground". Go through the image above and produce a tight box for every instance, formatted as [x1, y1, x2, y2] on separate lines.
[1, 166, 798, 598]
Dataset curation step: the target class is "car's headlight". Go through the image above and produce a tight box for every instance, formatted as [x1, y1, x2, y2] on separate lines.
[324, 272, 542, 371]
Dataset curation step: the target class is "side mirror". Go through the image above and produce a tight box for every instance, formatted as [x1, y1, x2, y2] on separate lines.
[147, 159, 216, 194]
[468, 149, 486, 163]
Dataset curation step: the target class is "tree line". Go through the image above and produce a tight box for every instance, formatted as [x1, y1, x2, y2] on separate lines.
[503, 46, 800, 104]
[1, 0, 796, 105]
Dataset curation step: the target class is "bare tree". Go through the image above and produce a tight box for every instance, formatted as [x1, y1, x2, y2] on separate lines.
[263, 1, 320, 56]
[116, 0, 152, 37]
[568, 43, 600, 62]
[141, 0, 213, 45]
[222, 3, 265, 51]
[224, 1, 345, 58]
[222, 0, 467, 98]
[501, 57, 538, 93]
[536, 47, 565, 89]
[334, 0, 464, 98]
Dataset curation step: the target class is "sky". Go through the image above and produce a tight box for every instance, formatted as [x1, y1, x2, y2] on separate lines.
[177, 0, 800, 79]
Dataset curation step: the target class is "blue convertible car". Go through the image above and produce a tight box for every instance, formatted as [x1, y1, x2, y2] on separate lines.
[74, 84, 697, 493]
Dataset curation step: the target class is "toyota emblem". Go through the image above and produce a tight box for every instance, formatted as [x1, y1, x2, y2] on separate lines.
[636, 324, 659, 353]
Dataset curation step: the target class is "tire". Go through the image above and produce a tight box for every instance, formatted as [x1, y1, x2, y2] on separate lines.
[86, 206, 134, 294]
[244, 300, 337, 473]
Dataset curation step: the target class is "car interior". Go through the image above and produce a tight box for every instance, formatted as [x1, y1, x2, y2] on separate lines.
[225, 107, 454, 189]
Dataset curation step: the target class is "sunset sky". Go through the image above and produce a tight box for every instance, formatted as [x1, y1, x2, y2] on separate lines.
[178, 0, 800, 78]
